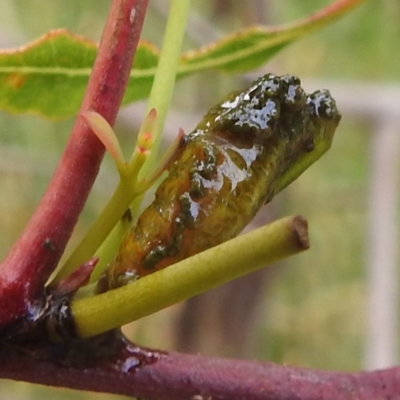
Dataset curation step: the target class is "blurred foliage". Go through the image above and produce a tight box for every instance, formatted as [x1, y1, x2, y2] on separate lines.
[274, 0, 400, 79]
[258, 116, 370, 370]
[0, 0, 398, 398]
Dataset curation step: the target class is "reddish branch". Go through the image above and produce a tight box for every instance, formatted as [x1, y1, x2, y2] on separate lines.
[0, 0, 149, 327]
[306, 0, 363, 23]
[1, 335, 399, 400]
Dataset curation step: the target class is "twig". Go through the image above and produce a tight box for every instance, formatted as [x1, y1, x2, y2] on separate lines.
[0, 0, 149, 327]
[72, 215, 309, 337]
[0, 335, 399, 400]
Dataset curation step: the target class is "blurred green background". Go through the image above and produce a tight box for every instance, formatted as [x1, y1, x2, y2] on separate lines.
[0, 0, 399, 399]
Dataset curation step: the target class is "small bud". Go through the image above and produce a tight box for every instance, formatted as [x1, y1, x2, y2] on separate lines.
[137, 108, 157, 151]
[83, 111, 126, 166]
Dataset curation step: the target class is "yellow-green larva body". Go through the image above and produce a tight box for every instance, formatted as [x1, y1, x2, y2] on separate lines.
[104, 74, 341, 289]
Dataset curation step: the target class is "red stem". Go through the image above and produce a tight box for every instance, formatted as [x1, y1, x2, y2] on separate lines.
[306, 0, 364, 22]
[0, 340, 399, 400]
[0, 0, 149, 327]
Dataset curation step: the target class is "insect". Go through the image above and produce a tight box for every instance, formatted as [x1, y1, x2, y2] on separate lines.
[102, 74, 341, 290]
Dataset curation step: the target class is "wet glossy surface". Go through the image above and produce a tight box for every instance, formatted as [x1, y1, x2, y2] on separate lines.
[1, 327, 164, 374]
[104, 74, 341, 289]
[116, 336, 165, 373]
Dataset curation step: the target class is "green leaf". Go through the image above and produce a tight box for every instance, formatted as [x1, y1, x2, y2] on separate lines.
[0, 0, 364, 119]
[0, 30, 160, 119]
[179, 0, 365, 74]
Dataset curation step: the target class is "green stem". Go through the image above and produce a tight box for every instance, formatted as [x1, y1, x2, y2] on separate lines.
[139, 0, 192, 178]
[88, 209, 133, 283]
[52, 178, 135, 284]
[72, 215, 309, 338]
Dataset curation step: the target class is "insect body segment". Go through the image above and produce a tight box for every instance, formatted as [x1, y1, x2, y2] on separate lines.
[103, 74, 340, 290]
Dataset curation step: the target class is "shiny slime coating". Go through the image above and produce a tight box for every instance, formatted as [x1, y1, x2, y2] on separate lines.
[102, 74, 341, 290]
